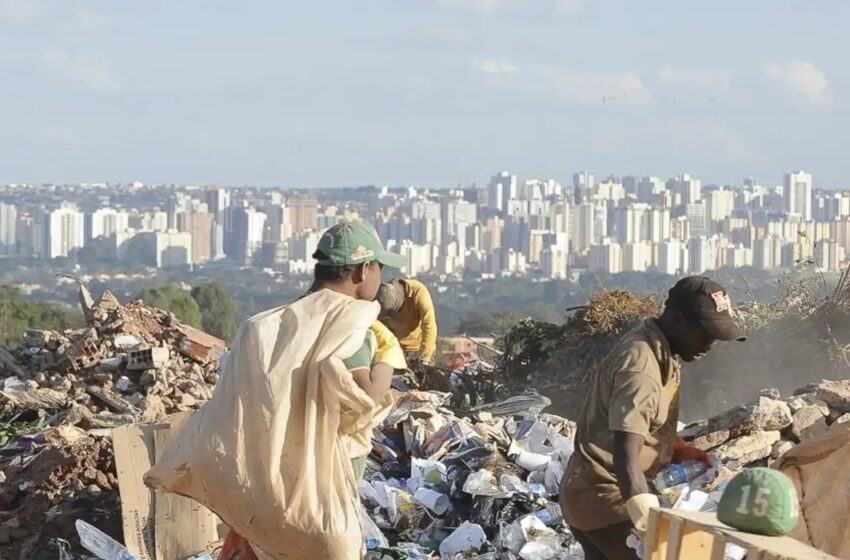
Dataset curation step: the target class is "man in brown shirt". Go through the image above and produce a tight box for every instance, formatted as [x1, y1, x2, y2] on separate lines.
[560, 277, 745, 559]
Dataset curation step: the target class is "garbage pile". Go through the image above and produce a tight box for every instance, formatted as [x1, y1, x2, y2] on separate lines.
[0, 282, 224, 429]
[360, 389, 584, 560]
[0, 280, 226, 559]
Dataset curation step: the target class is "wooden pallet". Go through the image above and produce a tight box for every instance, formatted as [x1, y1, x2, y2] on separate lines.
[645, 508, 840, 560]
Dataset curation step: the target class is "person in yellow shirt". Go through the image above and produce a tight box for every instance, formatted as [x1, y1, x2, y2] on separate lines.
[377, 278, 438, 364]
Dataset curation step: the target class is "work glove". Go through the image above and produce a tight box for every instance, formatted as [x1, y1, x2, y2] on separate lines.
[625, 493, 660, 536]
[672, 436, 713, 467]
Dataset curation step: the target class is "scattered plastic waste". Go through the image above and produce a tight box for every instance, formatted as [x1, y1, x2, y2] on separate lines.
[438, 522, 487, 557]
[76, 520, 136, 560]
[654, 460, 708, 490]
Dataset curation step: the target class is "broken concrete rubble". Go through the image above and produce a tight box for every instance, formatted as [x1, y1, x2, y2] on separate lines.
[714, 430, 781, 464]
[679, 396, 792, 450]
[816, 379, 850, 414]
[790, 406, 828, 442]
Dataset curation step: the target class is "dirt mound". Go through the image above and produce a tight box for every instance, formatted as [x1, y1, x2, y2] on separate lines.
[0, 435, 121, 559]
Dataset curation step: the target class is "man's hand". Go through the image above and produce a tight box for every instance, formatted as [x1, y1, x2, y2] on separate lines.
[625, 493, 660, 536]
[672, 436, 713, 467]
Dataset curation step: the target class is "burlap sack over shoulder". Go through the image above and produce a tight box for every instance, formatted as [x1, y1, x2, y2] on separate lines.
[774, 422, 850, 559]
[144, 289, 388, 560]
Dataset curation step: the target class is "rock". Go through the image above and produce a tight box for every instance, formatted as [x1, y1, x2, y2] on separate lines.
[790, 407, 828, 441]
[834, 413, 850, 425]
[2, 517, 20, 529]
[680, 397, 792, 449]
[770, 440, 795, 459]
[179, 393, 196, 408]
[759, 388, 781, 399]
[785, 393, 830, 416]
[140, 395, 166, 424]
[817, 380, 850, 413]
[715, 430, 781, 464]
[0, 525, 9, 544]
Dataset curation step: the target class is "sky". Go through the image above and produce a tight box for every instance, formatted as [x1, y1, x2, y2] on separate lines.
[0, 0, 847, 189]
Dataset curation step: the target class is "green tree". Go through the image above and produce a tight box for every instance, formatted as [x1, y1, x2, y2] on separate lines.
[135, 284, 203, 329]
[0, 287, 84, 346]
[456, 311, 524, 338]
[190, 282, 238, 341]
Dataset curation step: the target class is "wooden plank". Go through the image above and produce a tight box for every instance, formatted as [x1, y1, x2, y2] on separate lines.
[665, 517, 685, 560]
[153, 418, 221, 560]
[113, 424, 156, 560]
[680, 524, 716, 560]
[651, 515, 671, 560]
[646, 508, 662, 559]
[655, 509, 840, 560]
[709, 533, 727, 560]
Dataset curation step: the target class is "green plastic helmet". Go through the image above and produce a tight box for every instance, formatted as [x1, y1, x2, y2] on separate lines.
[717, 467, 800, 536]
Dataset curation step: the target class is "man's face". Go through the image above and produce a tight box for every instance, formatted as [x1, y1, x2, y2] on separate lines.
[354, 260, 383, 301]
[673, 311, 718, 362]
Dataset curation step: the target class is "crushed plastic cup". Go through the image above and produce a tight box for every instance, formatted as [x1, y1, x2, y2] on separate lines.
[514, 450, 550, 471]
[438, 521, 487, 557]
[76, 520, 136, 560]
[413, 487, 449, 515]
[463, 469, 509, 498]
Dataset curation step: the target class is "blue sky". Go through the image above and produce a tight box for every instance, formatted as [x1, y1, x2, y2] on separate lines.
[0, 0, 846, 188]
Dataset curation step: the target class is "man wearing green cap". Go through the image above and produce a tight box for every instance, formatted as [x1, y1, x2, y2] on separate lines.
[220, 221, 408, 560]
[560, 276, 746, 560]
[307, 220, 409, 476]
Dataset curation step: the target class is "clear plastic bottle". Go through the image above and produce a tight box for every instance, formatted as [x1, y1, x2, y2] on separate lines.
[654, 460, 708, 490]
[76, 520, 137, 560]
[533, 503, 564, 527]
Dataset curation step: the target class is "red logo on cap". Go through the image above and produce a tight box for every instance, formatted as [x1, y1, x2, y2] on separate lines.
[711, 290, 732, 314]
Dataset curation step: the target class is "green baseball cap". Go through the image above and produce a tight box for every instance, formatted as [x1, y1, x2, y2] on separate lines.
[717, 467, 799, 536]
[313, 221, 407, 270]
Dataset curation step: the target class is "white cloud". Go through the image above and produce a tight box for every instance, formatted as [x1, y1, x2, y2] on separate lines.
[68, 8, 109, 28]
[431, 0, 581, 16]
[657, 67, 730, 92]
[764, 59, 831, 106]
[46, 128, 82, 148]
[0, 0, 45, 24]
[42, 49, 122, 94]
[471, 57, 519, 76]
[554, 0, 582, 16]
[471, 58, 650, 105]
[530, 65, 651, 105]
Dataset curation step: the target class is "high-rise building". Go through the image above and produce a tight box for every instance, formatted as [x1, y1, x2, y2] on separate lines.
[0, 203, 17, 255]
[487, 172, 517, 214]
[669, 174, 702, 205]
[87, 208, 130, 241]
[623, 242, 652, 272]
[589, 239, 622, 273]
[687, 237, 715, 274]
[784, 171, 813, 221]
[43, 205, 85, 259]
[230, 207, 267, 265]
[288, 197, 318, 235]
[572, 203, 595, 254]
[706, 188, 735, 225]
[614, 203, 651, 245]
[658, 240, 687, 275]
[541, 245, 569, 279]
[177, 212, 214, 264]
[753, 235, 782, 270]
[685, 203, 708, 237]
[573, 171, 594, 203]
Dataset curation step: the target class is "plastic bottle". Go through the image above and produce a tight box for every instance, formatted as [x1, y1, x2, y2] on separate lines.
[654, 460, 708, 490]
[76, 520, 137, 560]
[533, 503, 564, 527]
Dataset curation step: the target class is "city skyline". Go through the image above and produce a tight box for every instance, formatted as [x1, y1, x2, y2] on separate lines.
[2, 168, 849, 281]
[0, 1, 848, 187]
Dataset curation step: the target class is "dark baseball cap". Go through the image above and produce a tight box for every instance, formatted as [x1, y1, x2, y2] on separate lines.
[666, 276, 746, 342]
